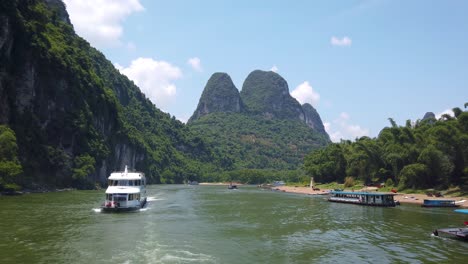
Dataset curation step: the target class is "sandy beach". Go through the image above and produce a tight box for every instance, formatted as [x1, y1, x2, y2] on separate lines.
[273, 186, 468, 208]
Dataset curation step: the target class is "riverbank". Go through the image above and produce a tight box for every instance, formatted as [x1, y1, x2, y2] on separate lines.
[273, 186, 468, 208]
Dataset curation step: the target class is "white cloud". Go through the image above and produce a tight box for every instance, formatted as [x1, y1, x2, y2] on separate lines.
[331, 36, 352, 47]
[435, 109, 455, 119]
[63, 0, 144, 47]
[324, 112, 369, 142]
[115, 58, 182, 111]
[187, 57, 203, 72]
[270, 65, 279, 72]
[291, 81, 320, 106]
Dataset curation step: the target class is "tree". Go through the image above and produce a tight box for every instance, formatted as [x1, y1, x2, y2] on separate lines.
[0, 126, 23, 188]
[399, 163, 428, 189]
[417, 145, 453, 188]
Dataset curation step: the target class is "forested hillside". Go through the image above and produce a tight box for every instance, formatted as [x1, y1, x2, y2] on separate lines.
[304, 105, 468, 191]
[0, 0, 216, 190]
[190, 113, 329, 170]
[188, 71, 330, 180]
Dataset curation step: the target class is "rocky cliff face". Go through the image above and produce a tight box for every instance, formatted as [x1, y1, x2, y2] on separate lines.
[302, 103, 329, 138]
[188, 73, 242, 123]
[240, 70, 305, 121]
[0, 0, 212, 188]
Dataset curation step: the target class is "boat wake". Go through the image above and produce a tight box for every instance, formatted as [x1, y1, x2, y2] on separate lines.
[147, 196, 163, 202]
[92, 208, 102, 213]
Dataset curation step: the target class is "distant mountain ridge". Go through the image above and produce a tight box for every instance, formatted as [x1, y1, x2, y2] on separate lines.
[188, 70, 330, 170]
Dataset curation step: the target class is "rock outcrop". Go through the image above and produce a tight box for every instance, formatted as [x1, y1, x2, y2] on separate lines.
[188, 73, 242, 123]
[302, 103, 329, 138]
[240, 70, 305, 121]
[422, 112, 436, 120]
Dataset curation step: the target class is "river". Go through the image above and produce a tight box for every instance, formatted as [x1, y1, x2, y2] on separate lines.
[1, 185, 467, 263]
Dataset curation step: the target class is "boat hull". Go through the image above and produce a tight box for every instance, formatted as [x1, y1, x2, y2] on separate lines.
[101, 198, 147, 213]
[328, 198, 396, 207]
[433, 228, 468, 241]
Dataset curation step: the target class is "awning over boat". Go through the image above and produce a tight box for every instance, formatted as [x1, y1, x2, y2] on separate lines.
[105, 186, 141, 194]
[329, 191, 396, 196]
[455, 209, 468, 214]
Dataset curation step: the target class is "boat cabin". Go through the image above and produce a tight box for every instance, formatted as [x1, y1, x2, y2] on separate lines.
[328, 191, 397, 207]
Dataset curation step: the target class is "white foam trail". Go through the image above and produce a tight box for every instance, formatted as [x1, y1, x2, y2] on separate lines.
[139, 208, 150, 212]
[92, 208, 102, 213]
[147, 197, 164, 202]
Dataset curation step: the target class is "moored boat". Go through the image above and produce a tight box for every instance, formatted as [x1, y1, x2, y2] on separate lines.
[422, 199, 459, 207]
[433, 209, 468, 241]
[101, 166, 147, 212]
[328, 191, 397, 207]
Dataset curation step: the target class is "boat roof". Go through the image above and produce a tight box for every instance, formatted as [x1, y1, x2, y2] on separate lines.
[108, 172, 144, 180]
[423, 199, 456, 202]
[455, 209, 468, 214]
[106, 186, 141, 194]
[330, 191, 396, 196]
[108, 165, 145, 180]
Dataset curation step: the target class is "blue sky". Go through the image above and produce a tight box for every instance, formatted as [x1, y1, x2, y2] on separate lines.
[63, 0, 468, 141]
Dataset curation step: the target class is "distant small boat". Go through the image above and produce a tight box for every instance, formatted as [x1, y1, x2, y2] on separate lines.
[188, 181, 199, 185]
[228, 184, 237, 190]
[433, 209, 468, 241]
[422, 199, 460, 208]
[328, 191, 397, 207]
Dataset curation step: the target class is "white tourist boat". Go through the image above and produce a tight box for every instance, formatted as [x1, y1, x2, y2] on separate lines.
[101, 166, 147, 212]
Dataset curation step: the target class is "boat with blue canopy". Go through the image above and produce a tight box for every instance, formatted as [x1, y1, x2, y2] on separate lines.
[422, 199, 459, 207]
[328, 191, 397, 207]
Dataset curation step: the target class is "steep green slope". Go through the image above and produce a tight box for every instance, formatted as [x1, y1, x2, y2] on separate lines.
[0, 0, 214, 188]
[189, 112, 329, 170]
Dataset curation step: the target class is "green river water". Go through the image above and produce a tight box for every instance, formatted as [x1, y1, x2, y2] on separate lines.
[1, 185, 467, 263]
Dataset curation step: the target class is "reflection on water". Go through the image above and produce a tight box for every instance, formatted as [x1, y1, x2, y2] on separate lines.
[1, 185, 468, 263]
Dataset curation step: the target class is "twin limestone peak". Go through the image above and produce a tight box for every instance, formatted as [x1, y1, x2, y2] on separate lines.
[188, 70, 329, 138]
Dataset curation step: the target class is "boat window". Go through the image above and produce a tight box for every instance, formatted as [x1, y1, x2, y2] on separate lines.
[117, 180, 128, 186]
[114, 194, 127, 201]
[129, 180, 134, 186]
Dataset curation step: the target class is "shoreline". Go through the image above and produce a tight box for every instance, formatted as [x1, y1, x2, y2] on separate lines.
[273, 186, 468, 208]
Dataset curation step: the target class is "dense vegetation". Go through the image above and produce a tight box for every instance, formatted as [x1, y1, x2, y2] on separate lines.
[0, 0, 218, 189]
[189, 112, 329, 172]
[304, 106, 468, 191]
